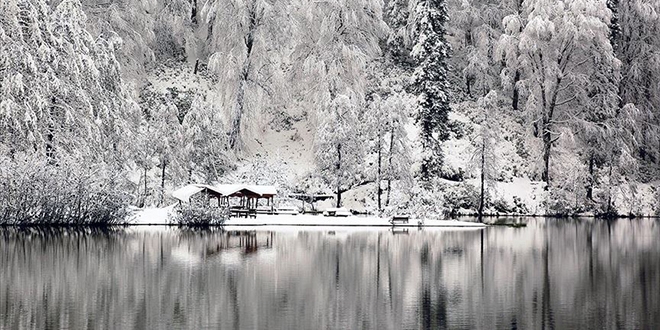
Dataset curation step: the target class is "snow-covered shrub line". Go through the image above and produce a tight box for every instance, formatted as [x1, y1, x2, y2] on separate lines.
[0, 155, 131, 226]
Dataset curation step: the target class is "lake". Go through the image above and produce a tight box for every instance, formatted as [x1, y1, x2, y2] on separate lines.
[1, 218, 658, 329]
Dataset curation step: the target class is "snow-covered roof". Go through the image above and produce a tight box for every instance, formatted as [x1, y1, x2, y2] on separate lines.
[211, 184, 271, 196]
[171, 183, 278, 202]
[171, 184, 205, 203]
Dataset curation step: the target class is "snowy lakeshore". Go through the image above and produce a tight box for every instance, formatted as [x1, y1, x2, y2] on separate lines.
[129, 206, 486, 228]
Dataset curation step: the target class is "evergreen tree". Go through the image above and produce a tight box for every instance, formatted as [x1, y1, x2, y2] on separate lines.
[410, 0, 452, 182]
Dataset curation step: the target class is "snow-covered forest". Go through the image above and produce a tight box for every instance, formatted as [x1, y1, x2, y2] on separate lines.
[1, 0, 660, 220]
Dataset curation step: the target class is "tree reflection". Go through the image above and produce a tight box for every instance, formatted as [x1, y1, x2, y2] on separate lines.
[0, 220, 659, 329]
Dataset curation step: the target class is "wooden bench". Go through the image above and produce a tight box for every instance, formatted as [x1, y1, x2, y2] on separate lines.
[231, 209, 258, 218]
[389, 215, 410, 225]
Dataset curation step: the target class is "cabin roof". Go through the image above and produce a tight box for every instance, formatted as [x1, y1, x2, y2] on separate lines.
[214, 184, 278, 197]
[171, 183, 278, 202]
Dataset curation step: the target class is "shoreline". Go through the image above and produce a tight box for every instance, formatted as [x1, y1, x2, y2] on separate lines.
[2, 209, 658, 228]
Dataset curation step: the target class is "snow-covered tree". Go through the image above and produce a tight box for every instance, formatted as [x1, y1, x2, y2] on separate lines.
[611, 0, 660, 162]
[182, 96, 233, 182]
[410, 0, 452, 182]
[498, 0, 620, 187]
[494, 0, 526, 110]
[381, 89, 415, 208]
[290, 0, 386, 126]
[366, 95, 388, 212]
[365, 88, 414, 213]
[384, 0, 414, 65]
[314, 94, 364, 207]
[202, 0, 290, 151]
[0, 0, 137, 164]
[450, 0, 504, 97]
[83, 0, 196, 78]
[469, 91, 499, 220]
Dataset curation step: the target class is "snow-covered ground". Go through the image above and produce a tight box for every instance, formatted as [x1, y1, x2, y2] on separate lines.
[128, 206, 486, 228]
[127, 205, 176, 225]
[225, 214, 485, 227]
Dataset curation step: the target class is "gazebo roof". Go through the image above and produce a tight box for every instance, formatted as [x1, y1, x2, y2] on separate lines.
[214, 184, 277, 197]
[171, 184, 278, 202]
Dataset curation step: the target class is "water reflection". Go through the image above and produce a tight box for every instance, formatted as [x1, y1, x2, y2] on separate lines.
[0, 219, 658, 329]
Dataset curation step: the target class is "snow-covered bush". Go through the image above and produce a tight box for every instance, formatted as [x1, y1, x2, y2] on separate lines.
[171, 200, 228, 226]
[443, 183, 482, 216]
[0, 155, 131, 225]
[404, 184, 447, 219]
[512, 196, 529, 214]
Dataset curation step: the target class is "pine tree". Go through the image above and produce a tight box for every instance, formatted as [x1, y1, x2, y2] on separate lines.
[410, 0, 452, 182]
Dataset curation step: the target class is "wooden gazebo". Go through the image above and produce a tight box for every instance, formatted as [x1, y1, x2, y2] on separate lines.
[172, 184, 278, 214]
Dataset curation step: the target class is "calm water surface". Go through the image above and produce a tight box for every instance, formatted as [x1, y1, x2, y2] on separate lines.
[1, 218, 659, 329]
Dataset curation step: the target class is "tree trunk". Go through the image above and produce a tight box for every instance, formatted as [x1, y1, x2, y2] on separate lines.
[190, 0, 197, 24]
[336, 143, 342, 208]
[46, 127, 55, 163]
[466, 77, 472, 97]
[586, 154, 595, 200]
[512, 69, 521, 110]
[541, 127, 552, 187]
[607, 161, 614, 215]
[478, 142, 485, 222]
[385, 126, 395, 207]
[47, 97, 56, 163]
[377, 134, 382, 213]
[160, 159, 166, 206]
[229, 69, 248, 150]
[143, 167, 148, 208]
[228, 4, 257, 150]
[540, 80, 559, 188]
[385, 179, 392, 207]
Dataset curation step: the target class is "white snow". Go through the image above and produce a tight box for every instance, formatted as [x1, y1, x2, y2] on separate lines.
[171, 185, 205, 203]
[128, 206, 486, 227]
[128, 205, 175, 225]
[225, 214, 485, 227]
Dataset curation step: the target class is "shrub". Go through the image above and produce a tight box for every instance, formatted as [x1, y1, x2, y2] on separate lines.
[0, 155, 131, 225]
[444, 184, 481, 216]
[512, 196, 529, 214]
[171, 200, 229, 226]
[491, 197, 513, 214]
